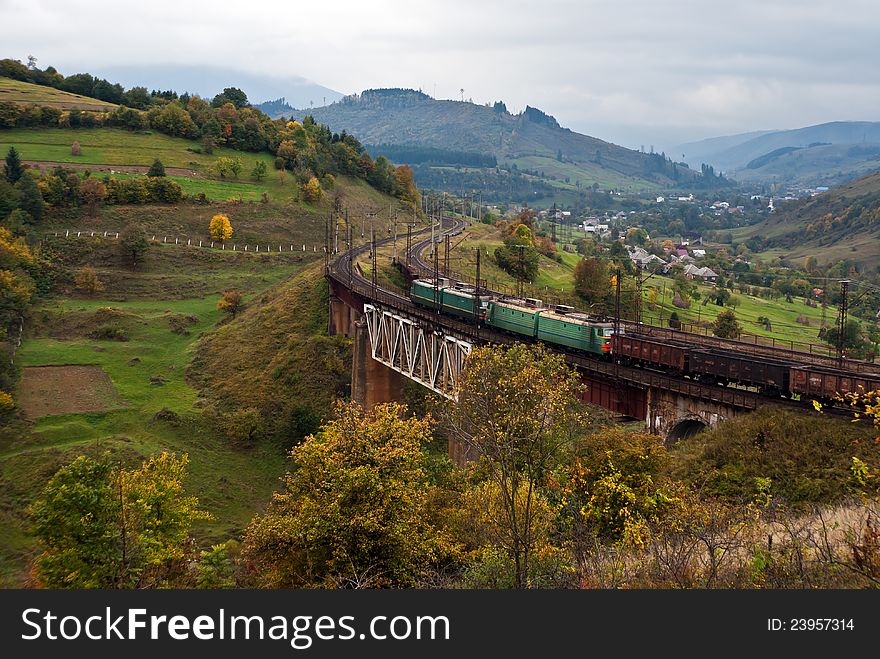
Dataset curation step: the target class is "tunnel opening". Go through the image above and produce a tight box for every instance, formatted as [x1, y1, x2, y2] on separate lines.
[666, 418, 709, 445]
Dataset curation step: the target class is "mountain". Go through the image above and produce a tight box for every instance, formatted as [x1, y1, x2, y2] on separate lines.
[677, 129, 777, 168]
[744, 169, 880, 266]
[678, 121, 880, 188]
[286, 89, 724, 199]
[87, 64, 343, 109]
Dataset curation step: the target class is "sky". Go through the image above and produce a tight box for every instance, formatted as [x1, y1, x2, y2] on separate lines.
[2, 0, 879, 150]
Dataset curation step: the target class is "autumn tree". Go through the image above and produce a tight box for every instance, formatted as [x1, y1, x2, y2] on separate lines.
[30, 452, 209, 588]
[118, 224, 148, 268]
[78, 176, 106, 217]
[393, 165, 420, 206]
[147, 158, 166, 177]
[574, 257, 611, 308]
[712, 308, 741, 338]
[242, 402, 441, 588]
[302, 176, 322, 203]
[74, 265, 104, 295]
[70, 141, 81, 156]
[217, 289, 243, 318]
[209, 214, 233, 242]
[443, 343, 585, 588]
[5, 146, 23, 183]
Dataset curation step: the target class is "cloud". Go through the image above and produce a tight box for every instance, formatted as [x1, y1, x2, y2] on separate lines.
[2, 0, 878, 146]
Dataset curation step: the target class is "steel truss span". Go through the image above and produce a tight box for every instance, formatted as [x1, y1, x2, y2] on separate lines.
[363, 303, 472, 399]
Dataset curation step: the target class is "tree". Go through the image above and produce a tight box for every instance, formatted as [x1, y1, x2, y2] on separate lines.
[70, 141, 81, 156]
[15, 172, 43, 223]
[229, 158, 242, 179]
[574, 257, 611, 307]
[302, 176, 322, 203]
[251, 160, 267, 181]
[74, 266, 104, 295]
[217, 289, 243, 318]
[242, 402, 440, 588]
[713, 309, 741, 338]
[78, 176, 106, 217]
[209, 214, 233, 242]
[821, 320, 872, 359]
[30, 452, 209, 588]
[147, 158, 165, 177]
[4, 146, 23, 183]
[443, 343, 585, 588]
[118, 224, 148, 268]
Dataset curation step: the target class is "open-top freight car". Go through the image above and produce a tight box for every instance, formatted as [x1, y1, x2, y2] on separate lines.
[612, 332, 691, 372]
[788, 365, 880, 401]
[688, 349, 791, 394]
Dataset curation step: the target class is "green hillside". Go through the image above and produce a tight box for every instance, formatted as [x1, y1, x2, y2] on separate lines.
[741, 170, 880, 266]
[0, 76, 118, 112]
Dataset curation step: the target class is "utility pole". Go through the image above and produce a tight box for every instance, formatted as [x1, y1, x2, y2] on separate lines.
[614, 267, 621, 339]
[836, 279, 850, 364]
[444, 233, 450, 276]
[406, 224, 412, 268]
[433, 242, 440, 311]
[473, 247, 482, 330]
[347, 224, 352, 291]
[323, 213, 329, 273]
[371, 228, 377, 299]
[392, 219, 398, 263]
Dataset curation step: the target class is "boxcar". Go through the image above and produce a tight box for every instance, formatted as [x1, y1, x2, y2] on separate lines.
[789, 366, 880, 400]
[689, 349, 790, 392]
[612, 333, 690, 371]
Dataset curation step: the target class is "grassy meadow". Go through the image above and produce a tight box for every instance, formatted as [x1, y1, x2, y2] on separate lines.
[0, 77, 118, 111]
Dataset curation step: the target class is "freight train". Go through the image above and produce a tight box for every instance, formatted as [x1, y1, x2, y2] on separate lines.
[409, 277, 880, 402]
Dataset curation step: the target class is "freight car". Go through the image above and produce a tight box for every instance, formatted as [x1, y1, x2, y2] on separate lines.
[612, 332, 691, 372]
[688, 349, 791, 395]
[788, 366, 880, 402]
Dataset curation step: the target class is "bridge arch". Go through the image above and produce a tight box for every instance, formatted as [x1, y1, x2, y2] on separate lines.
[666, 417, 709, 445]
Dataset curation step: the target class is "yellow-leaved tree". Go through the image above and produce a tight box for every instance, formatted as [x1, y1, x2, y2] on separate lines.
[209, 214, 233, 242]
[302, 176, 322, 203]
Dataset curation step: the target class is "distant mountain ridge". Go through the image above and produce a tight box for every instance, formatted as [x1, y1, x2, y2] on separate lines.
[678, 121, 880, 188]
[281, 88, 724, 194]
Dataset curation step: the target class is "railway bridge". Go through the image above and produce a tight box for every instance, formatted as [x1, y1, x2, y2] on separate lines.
[325, 216, 872, 461]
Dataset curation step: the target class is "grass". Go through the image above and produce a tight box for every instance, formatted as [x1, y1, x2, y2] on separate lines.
[0, 77, 118, 111]
[640, 279, 859, 350]
[0, 240, 316, 584]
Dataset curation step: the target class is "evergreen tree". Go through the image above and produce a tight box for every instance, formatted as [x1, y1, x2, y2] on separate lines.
[15, 173, 43, 223]
[4, 146, 23, 184]
[147, 159, 166, 177]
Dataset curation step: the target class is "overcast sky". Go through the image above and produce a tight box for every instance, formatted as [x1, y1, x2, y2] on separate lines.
[3, 0, 879, 149]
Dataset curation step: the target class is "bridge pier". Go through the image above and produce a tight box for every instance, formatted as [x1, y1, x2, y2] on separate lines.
[351, 316, 404, 408]
[328, 295, 356, 338]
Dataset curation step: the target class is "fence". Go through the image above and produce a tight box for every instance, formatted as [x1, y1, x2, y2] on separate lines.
[45, 229, 327, 255]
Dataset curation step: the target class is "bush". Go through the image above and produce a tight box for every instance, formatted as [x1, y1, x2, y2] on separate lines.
[70, 141, 81, 156]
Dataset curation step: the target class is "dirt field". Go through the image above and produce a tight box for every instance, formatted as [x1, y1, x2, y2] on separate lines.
[17, 365, 127, 418]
